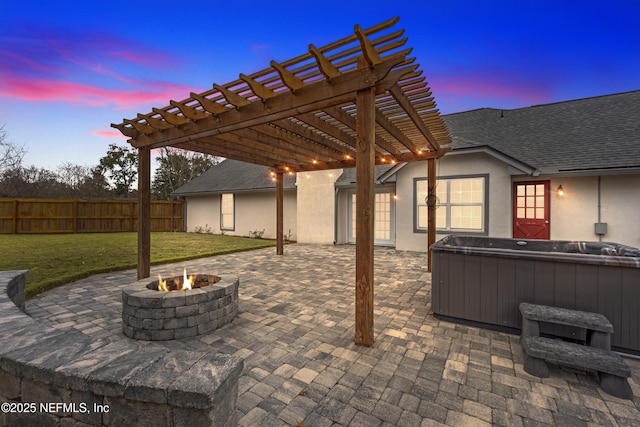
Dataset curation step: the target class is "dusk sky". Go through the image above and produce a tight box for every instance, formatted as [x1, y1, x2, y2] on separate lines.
[1, 1, 638, 172]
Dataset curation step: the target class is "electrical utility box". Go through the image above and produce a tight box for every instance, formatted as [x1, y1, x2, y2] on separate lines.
[594, 222, 608, 235]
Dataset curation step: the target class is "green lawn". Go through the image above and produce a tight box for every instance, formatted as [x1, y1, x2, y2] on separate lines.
[1, 232, 276, 298]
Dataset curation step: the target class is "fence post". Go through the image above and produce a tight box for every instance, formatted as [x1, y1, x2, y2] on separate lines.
[73, 199, 78, 233]
[131, 200, 136, 232]
[13, 199, 18, 234]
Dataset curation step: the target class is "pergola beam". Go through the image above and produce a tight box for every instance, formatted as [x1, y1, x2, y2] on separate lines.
[375, 107, 420, 154]
[324, 106, 401, 157]
[183, 137, 302, 168]
[389, 84, 441, 151]
[251, 124, 345, 162]
[129, 58, 415, 150]
[275, 118, 357, 158]
[295, 112, 359, 152]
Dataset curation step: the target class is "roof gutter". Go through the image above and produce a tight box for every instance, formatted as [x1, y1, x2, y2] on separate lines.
[171, 186, 296, 197]
[535, 165, 640, 178]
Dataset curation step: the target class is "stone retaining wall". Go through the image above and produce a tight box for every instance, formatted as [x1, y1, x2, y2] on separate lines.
[0, 271, 243, 427]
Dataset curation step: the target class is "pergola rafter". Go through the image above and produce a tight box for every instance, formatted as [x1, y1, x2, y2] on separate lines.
[113, 17, 451, 347]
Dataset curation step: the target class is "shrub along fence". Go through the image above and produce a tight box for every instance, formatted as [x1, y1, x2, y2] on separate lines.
[0, 198, 183, 233]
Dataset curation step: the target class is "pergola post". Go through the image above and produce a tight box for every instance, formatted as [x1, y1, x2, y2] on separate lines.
[355, 85, 376, 347]
[138, 146, 151, 279]
[276, 172, 284, 255]
[427, 158, 436, 272]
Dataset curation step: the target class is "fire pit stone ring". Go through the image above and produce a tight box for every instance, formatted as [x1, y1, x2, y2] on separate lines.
[121, 274, 239, 341]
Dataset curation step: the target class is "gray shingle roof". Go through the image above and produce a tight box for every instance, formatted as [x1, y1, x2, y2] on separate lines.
[443, 90, 640, 174]
[173, 91, 640, 195]
[335, 164, 396, 186]
[171, 159, 296, 196]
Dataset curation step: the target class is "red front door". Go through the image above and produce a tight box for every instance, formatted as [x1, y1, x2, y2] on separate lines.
[513, 181, 550, 239]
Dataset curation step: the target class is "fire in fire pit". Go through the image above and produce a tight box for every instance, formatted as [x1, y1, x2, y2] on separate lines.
[152, 268, 220, 292]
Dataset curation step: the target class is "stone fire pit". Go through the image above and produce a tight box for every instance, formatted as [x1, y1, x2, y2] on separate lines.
[122, 273, 239, 341]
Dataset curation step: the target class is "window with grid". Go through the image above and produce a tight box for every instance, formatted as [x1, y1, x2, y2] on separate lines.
[220, 193, 235, 230]
[350, 192, 392, 241]
[515, 183, 546, 219]
[415, 176, 486, 232]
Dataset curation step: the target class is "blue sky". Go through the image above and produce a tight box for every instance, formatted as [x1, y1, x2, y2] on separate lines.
[1, 0, 638, 171]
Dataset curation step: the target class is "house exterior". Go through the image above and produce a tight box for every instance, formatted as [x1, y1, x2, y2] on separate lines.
[172, 160, 297, 239]
[173, 91, 640, 250]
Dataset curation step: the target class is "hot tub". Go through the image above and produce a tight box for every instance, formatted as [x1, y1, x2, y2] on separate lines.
[431, 235, 640, 354]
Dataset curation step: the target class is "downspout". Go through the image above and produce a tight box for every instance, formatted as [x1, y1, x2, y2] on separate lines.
[597, 175, 602, 242]
[333, 187, 339, 245]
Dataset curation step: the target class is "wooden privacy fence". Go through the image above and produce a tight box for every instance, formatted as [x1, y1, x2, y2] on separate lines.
[0, 199, 183, 234]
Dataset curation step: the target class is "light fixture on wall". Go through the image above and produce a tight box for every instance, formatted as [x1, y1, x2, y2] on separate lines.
[557, 185, 564, 196]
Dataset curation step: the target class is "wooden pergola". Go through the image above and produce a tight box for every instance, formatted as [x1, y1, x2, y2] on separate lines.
[113, 17, 451, 346]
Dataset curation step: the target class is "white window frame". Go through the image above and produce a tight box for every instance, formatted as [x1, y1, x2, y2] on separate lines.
[220, 193, 235, 231]
[414, 174, 488, 234]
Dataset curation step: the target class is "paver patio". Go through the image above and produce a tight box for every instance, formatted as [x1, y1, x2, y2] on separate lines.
[25, 244, 640, 426]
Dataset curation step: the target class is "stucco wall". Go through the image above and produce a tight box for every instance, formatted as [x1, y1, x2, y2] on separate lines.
[235, 191, 297, 240]
[296, 170, 340, 244]
[546, 174, 640, 248]
[395, 154, 515, 252]
[184, 191, 297, 240]
[185, 196, 220, 233]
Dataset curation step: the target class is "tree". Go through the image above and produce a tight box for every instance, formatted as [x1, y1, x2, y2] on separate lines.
[57, 162, 90, 191]
[0, 165, 66, 198]
[152, 147, 219, 200]
[99, 144, 138, 198]
[0, 125, 26, 175]
[57, 162, 112, 198]
[0, 127, 115, 198]
[75, 166, 112, 198]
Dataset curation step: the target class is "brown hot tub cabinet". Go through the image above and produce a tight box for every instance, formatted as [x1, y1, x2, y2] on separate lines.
[431, 235, 640, 354]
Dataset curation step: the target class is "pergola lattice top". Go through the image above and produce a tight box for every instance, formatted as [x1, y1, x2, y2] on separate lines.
[112, 17, 451, 172]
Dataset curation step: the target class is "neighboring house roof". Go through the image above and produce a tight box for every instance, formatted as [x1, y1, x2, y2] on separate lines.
[443, 90, 640, 175]
[335, 164, 397, 187]
[173, 91, 640, 195]
[171, 159, 296, 196]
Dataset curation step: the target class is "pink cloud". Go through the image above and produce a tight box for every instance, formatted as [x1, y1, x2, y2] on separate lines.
[435, 73, 551, 105]
[23, 26, 178, 73]
[105, 49, 175, 69]
[94, 129, 128, 139]
[0, 75, 193, 109]
[251, 43, 272, 52]
[427, 66, 558, 114]
[0, 25, 191, 109]
[0, 48, 62, 75]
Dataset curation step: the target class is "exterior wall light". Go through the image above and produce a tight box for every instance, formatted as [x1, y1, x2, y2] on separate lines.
[557, 185, 564, 196]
